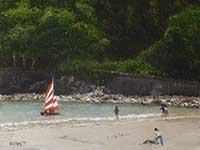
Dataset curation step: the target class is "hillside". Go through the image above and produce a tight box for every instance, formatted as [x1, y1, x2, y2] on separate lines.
[0, 0, 199, 80]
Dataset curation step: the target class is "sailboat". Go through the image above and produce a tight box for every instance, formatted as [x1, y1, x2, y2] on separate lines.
[40, 78, 60, 116]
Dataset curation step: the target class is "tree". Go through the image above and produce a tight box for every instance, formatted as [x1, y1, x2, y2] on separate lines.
[94, 0, 195, 59]
[148, 6, 200, 79]
[0, 0, 110, 70]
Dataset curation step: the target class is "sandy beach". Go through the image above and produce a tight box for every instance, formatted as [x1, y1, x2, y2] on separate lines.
[0, 117, 199, 150]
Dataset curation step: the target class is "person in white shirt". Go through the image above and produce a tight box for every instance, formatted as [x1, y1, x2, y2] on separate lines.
[154, 128, 164, 146]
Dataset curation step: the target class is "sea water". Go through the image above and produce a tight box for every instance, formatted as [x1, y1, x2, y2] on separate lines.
[0, 101, 200, 130]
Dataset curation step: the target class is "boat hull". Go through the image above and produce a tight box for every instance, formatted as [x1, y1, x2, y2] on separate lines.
[40, 112, 60, 116]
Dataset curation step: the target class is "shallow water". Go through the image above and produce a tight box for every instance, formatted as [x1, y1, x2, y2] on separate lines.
[0, 101, 200, 130]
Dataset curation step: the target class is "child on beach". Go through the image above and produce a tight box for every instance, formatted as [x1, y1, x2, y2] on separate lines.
[114, 106, 119, 119]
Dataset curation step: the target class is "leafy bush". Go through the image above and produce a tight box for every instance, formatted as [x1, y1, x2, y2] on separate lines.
[60, 57, 160, 80]
[140, 6, 200, 80]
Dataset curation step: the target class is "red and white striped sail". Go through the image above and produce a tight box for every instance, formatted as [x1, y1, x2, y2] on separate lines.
[44, 80, 59, 111]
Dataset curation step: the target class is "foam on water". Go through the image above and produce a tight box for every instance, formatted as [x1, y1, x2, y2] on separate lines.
[0, 113, 161, 130]
[1, 113, 200, 131]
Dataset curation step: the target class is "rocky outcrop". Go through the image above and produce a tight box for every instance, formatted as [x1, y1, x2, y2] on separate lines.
[0, 69, 97, 95]
[0, 69, 200, 97]
[0, 91, 200, 109]
[0, 69, 200, 109]
[0, 68, 49, 94]
[105, 76, 200, 96]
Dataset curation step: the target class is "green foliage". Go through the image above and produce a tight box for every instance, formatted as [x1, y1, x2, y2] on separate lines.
[0, 0, 19, 11]
[0, 0, 198, 80]
[95, 0, 193, 59]
[144, 6, 200, 79]
[0, 0, 110, 69]
[119, 59, 160, 76]
[61, 58, 160, 80]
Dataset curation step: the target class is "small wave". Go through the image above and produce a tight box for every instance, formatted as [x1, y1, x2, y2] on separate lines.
[119, 113, 160, 119]
[0, 113, 160, 130]
[1, 113, 199, 131]
[149, 115, 200, 121]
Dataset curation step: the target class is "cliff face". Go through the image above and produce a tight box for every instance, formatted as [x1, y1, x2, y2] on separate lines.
[0, 69, 200, 96]
[106, 77, 200, 96]
[0, 69, 49, 94]
[0, 69, 95, 95]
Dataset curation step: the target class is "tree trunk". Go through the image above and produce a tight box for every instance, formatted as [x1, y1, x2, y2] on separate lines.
[13, 55, 16, 67]
[22, 55, 26, 68]
[31, 57, 36, 70]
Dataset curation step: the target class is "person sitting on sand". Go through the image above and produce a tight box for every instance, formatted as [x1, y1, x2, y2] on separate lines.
[143, 128, 164, 146]
[154, 128, 164, 146]
[114, 106, 119, 119]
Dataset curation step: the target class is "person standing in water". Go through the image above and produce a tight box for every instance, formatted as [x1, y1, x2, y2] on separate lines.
[160, 104, 169, 117]
[154, 128, 164, 146]
[114, 106, 119, 119]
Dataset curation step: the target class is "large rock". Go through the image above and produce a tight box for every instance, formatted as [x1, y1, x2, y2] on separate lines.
[0, 68, 200, 97]
[105, 76, 200, 96]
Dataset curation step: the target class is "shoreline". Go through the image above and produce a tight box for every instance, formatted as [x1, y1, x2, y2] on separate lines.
[0, 91, 200, 109]
[1, 116, 200, 150]
[1, 111, 200, 132]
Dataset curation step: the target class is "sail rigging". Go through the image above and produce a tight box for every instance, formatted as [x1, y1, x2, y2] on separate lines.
[44, 79, 58, 111]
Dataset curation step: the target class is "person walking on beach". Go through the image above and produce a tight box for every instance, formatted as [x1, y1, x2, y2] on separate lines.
[114, 106, 119, 119]
[154, 128, 164, 146]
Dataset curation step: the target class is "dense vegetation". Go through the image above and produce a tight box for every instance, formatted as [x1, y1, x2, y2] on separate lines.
[0, 0, 199, 80]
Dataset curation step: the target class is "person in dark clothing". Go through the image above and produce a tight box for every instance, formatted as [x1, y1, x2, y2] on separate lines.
[114, 106, 119, 119]
[160, 104, 169, 117]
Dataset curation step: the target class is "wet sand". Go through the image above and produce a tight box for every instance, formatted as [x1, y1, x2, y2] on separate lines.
[1, 117, 200, 150]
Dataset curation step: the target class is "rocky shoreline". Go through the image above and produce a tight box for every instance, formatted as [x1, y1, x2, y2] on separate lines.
[0, 89, 200, 109]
